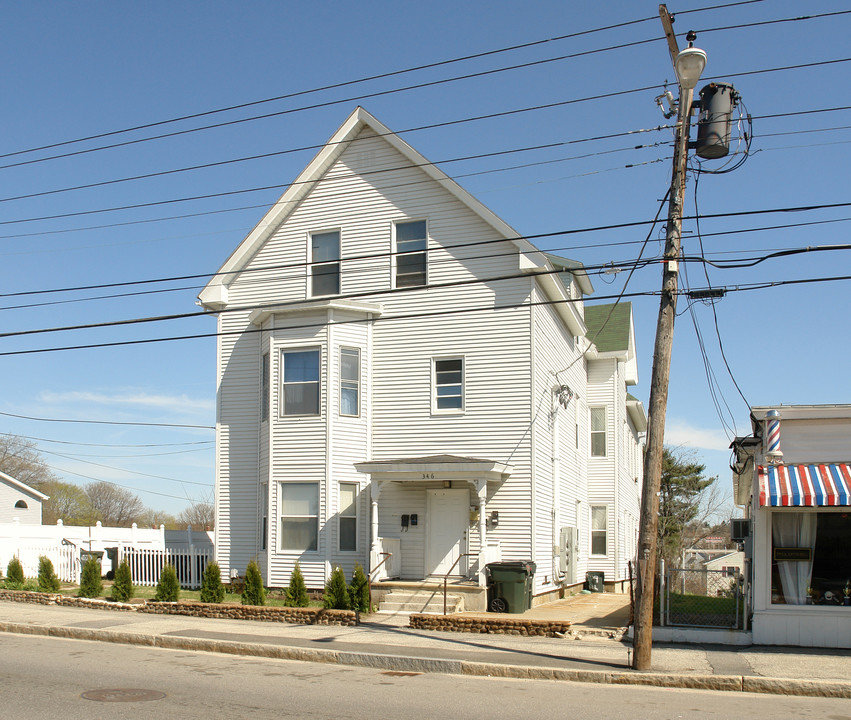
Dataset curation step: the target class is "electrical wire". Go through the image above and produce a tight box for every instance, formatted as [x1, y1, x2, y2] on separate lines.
[0, 409, 213, 430]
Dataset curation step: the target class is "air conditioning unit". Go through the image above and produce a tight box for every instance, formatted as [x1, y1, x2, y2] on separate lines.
[731, 518, 750, 543]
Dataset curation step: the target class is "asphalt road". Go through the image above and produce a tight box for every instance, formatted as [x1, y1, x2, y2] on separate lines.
[3, 634, 850, 720]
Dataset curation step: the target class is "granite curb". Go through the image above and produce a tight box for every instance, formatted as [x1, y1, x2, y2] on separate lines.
[2, 621, 849, 698]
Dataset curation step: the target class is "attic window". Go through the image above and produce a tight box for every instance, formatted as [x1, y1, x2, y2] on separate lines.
[310, 230, 340, 296]
[15, 500, 28, 509]
[394, 220, 427, 288]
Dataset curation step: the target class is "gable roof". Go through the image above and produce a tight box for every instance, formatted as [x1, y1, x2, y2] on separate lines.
[0, 470, 49, 501]
[584, 302, 632, 353]
[198, 106, 550, 311]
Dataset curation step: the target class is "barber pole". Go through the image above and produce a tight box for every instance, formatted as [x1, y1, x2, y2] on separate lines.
[764, 409, 783, 464]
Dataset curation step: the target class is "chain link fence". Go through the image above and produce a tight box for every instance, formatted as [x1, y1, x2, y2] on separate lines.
[660, 566, 745, 629]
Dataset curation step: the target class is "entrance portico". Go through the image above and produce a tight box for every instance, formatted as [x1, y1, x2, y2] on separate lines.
[355, 455, 512, 586]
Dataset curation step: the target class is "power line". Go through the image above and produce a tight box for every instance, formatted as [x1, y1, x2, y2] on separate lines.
[0, 409, 213, 430]
[0, 430, 213, 449]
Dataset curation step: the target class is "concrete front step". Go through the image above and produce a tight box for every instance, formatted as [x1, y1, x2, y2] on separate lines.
[379, 591, 464, 614]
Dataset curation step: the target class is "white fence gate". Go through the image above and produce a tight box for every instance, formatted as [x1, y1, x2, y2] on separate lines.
[3, 543, 79, 583]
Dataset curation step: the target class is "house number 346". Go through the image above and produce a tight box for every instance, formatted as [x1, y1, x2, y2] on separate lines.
[421, 473, 435, 479]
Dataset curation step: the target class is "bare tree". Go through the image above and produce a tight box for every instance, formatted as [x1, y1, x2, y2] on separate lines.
[177, 501, 215, 530]
[40, 480, 88, 525]
[83, 481, 145, 526]
[0, 434, 59, 490]
[136, 508, 178, 529]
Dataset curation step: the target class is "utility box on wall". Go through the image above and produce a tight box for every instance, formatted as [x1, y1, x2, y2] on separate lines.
[558, 526, 578, 584]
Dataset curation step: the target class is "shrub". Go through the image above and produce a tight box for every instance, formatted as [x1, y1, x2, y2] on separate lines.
[155, 563, 180, 602]
[284, 562, 309, 607]
[111, 560, 134, 602]
[241, 560, 266, 606]
[323, 566, 350, 610]
[37, 556, 61, 593]
[78, 555, 103, 598]
[348, 563, 370, 613]
[200, 561, 225, 604]
[6, 556, 25, 585]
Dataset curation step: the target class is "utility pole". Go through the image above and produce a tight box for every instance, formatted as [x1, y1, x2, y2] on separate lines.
[632, 6, 706, 671]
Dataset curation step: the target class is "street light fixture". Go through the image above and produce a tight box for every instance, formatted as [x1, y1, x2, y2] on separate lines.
[675, 46, 707, 90]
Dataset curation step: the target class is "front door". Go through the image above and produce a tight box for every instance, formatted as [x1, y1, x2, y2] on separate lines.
[426, 488, 469, 576]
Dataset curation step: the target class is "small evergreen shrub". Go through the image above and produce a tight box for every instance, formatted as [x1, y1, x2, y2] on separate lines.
[284, 562, 309, 607]
[111, 560, 134, 602]
[6, 556, 25, 585]
[348, 563, 370, 613]
[78, 555, 103, 598]
[37, 556, 61, 593]
[323, 566, 350, 610]
[200, 561, 225, 604]
[241, 560, 266, 606]
[154, 563, 180, 602]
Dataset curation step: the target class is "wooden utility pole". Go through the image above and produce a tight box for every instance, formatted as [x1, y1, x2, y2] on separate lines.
[632, 5, 697, 671]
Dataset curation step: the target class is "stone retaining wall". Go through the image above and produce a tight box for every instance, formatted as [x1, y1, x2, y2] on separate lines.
[0, 589, 356, 626]
[410, 613, 571, 637]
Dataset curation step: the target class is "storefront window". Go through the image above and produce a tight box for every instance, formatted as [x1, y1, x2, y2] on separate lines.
[771, 510, 851, 606]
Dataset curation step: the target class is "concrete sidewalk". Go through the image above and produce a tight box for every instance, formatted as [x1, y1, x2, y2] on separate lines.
[2, 598, 850, 698]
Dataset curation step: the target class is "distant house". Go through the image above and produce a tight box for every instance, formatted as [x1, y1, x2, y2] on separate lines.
[731, 405, 851, 647]
[0, 470, 48, 525]
[199, 107, 646, 609]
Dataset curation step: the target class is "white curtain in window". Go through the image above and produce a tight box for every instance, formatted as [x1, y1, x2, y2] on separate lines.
[772, 512, 817, 605]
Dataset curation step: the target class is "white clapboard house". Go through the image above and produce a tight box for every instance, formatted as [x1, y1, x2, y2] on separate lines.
[199, 107, 645, 611]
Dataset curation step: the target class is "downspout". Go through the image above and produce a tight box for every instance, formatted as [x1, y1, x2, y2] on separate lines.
[552, 385, 561, 586]
[529, 291, 536, 571]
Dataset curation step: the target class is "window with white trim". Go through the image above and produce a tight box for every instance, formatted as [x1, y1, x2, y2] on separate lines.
[591, 505, 608, 556]
[339, 483, 358, 552]
[590, 407, 607, 457]
[280, 482, 318, 552]
[340, 347, 360, 417]
[394, 220, 427, 288]
[433, 357, 464, 412]
[310, 230, 340, 296]
[260, 482, 268, 551]
[281, 348, 320, 416]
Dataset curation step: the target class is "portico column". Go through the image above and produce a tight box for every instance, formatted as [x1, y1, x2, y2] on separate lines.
[369, 480, 383, 570]
[476, 479, 488, 586]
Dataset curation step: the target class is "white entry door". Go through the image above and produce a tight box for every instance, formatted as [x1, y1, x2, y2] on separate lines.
[426, 488, 469, 577]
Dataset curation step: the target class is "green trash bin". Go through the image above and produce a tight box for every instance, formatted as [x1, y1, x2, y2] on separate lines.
[486, 561, 536, 613]
[586, 571, 605, 593]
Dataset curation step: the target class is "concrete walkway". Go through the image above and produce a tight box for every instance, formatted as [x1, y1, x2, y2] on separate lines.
[2, 595, 850, 698]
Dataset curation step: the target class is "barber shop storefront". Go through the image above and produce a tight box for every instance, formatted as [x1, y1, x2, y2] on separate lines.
[740, 407, 851, 648]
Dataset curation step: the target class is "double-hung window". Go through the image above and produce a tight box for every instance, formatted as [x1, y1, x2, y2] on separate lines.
[311, 230, 340, 296]
[590, 407, 607, 457]
[261, 352, 270, 421]
[591, 505, 608, 556]
[434, 357, 464, 412]
[282, 349, 320, 416]
[339, 483, 358, 552]
[280, 482, 318, 552]
[340, 348, 360, 417]
[394, 220, 427, 288]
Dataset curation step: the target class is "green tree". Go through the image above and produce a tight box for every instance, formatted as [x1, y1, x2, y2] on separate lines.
[241, 560, 266, 606]
[111, 560, 134, 602]
[155, 563, 180, 602]
[348, 563, 370, 613]
[323, 566, 350, 610]
[6, 556, 25, 585]
[200, 561, 225, 604]
[658, 447, 717, 566]
[78, 555, 103, 598]
[284, 562, 309, 607]
[37, 556, 61, 592]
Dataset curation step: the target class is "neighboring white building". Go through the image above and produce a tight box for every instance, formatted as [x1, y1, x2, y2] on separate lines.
[199, 107, 645, 606]
[732, 405, 851, 647]
[0, 470, 48, 525]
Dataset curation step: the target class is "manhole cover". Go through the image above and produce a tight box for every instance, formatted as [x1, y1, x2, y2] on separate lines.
[81, 689, 166, 703]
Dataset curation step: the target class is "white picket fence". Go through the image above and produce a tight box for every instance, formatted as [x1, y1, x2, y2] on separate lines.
[4, 544, 80, 583]
[120, 545, 213, 589]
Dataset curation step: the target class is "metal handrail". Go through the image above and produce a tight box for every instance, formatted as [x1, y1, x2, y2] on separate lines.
[367, 552, 393, 616]
[443, 553, 476, 615]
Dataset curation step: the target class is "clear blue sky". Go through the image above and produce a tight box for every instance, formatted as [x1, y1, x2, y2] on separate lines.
[1, 1, 849, 517]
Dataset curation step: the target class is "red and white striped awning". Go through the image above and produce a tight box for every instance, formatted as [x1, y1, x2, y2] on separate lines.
[758, 463, 851, 507]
